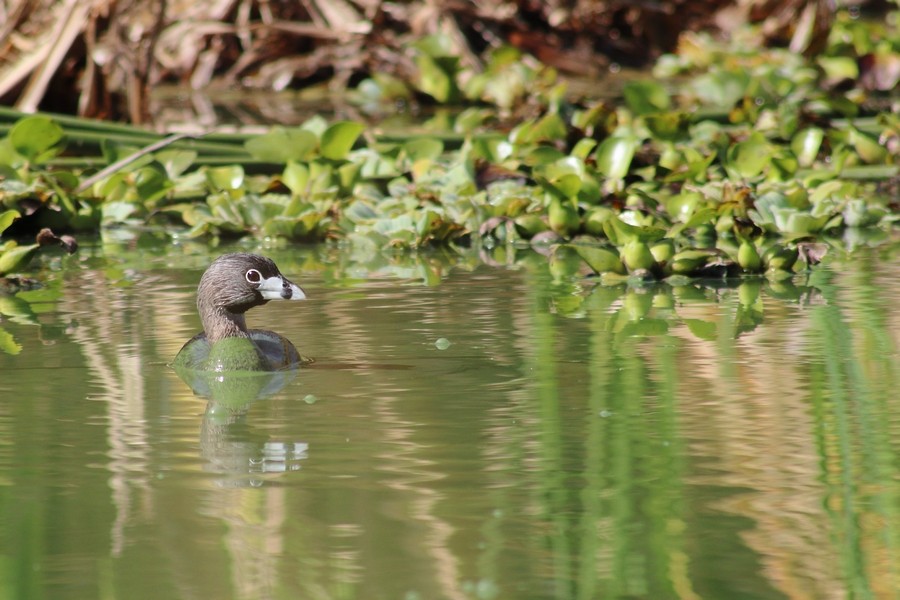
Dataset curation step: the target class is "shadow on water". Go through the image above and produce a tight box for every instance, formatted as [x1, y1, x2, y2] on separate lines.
[1, 232, 899, 599]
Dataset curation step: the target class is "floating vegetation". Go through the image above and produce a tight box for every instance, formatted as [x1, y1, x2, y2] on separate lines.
[0, 11, 897, 286]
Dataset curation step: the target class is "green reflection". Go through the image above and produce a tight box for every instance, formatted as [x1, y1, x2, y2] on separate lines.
[0, 241, 898, 599]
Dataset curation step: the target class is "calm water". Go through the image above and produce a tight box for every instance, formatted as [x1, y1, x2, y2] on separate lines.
[1, 234, 899, 600]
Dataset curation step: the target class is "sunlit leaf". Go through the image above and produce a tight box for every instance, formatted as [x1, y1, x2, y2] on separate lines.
[101, 201, 140, 225]
[403, 138, 444, 162]
[416, 53, 461, 103]
[135, 165, 172, 202]
[726, 133, 770, 179]
[622, 80, 671, 115]
[594, 135, 638, 179]
[321, 121, 365, 161]
[571, 138, 597, 160]
[155, 149, 198, 179]
[9, 116, 65, 163]
[206, 165, 245, 191]
[0, 209, 19, 234]
[644, 111, 690, 141]
[0, 243, 39, 275]
[244, 128, 317, 163]
[570, 244, 625, 274]
[848, 127, 887, 163]
[282, 161, 309, 195]
[791, 127, 824, 167]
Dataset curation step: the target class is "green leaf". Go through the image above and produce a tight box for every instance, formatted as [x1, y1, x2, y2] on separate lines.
[206, 165, 245, 191]
[0, 243, 39, 275]
[101, 201, 140, 225]
[536, 157, 585, 199]
[320, 121, 365, 161]
[791, 127, 824, 167]
[9, 116, 65, 163]
[403, 138, 444, 162]
[155, 149, 197, 178]
[135, 165, 172, 202]
[594, 136, 638, 179]
[726, 133, 770, 179]
[416, 53, 461, 103]
[622, 80, 671, 115]
[848, 127, 887, 164]
[570, 245, 625, 274]
[644, 111, 690, 141]
[571, 138, 597, 160]
[0, 209, 19, 235]
[244, 128, 318, 163]
[282, 161, 309, 195]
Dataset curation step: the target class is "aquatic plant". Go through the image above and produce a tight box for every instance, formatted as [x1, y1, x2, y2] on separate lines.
[0, 12, 897, 285]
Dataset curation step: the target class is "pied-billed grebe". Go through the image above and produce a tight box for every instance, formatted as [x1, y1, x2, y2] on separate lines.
[173, 253, 306, 372]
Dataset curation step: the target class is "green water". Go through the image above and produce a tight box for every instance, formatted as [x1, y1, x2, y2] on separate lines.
[1, 235, 899, 600]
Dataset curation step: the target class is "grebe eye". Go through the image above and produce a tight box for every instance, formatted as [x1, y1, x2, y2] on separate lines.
[245, 269, 262, 284]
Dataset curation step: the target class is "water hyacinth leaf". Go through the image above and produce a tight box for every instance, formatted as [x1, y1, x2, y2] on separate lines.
[135, 166, 172, 202]
[155, 149, 198, 179]
[644, 111, 690, 141]
[523, 145, 566, 167]
[360, 149, 402, 179]
[468, 135, 509, 163]
[683, 207, 718, 229]
[666, 192, 703, 222]
[0, 138, 21, 168]
[691, 69, 750, 107]
[726, 133, 770, 179]
[416, 210, 443, 239]
[571, 138, 597, 160]
[577, 174, 601, 204]
[345, 200, 377, 223]
[791, 127, 824, 167]
[300, 115, 329, 138]
[513, 113, 567, 145]
[584, 206, 613, 235]
[537, 157, 585, 198]
[415, 53, 461, 103]
[770, 150, 799, 180]
[206, 165, 245, 191]
[101, 201, 140, 225]
[282, 161, 309, 195]
[244, 128, 317, 162]
[338, 162, 362, 190]
[817, 56, 859, 85]
[0, 243, 39, 275]
[9, 116, 65, 163]
[0, 209, 19, 234]
[207, 193, 244, 225]
[622, 80, 671, 115]
[847, 127, 887, 163]
[403, 138, 444, 162]
[321, 121, 365, 161]
[570, 245, 625, 275]
[594, 135, 638, 180]
[548, 198, 579, 236]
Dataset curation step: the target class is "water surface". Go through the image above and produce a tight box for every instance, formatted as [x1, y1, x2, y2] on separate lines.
[1, 236, 899, 599]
